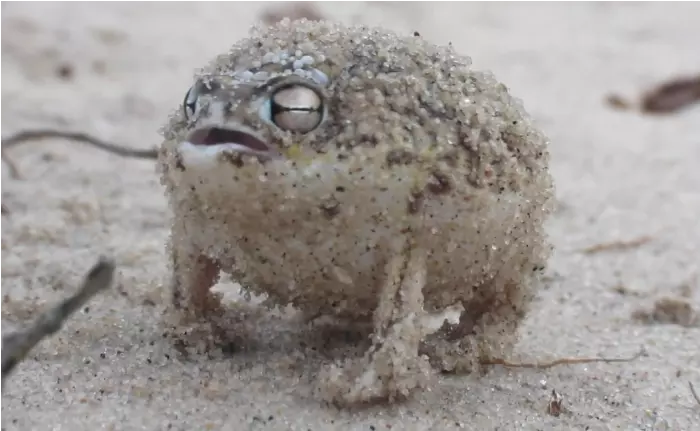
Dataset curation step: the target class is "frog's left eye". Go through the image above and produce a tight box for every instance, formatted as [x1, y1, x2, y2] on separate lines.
[182, 80, 206, 120]
[261, 84, 324, 134]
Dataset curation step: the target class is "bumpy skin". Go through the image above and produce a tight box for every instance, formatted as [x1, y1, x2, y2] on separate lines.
[157, 19, 554, 405]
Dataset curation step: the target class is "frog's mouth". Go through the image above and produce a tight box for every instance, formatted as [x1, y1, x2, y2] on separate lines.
[178, 125, 282, 167]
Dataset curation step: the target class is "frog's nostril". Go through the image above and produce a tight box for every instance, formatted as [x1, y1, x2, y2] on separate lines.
[187, 126, 270, 153]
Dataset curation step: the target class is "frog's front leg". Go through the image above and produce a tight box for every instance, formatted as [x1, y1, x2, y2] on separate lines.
[168, 218, 223, 319]
[318, 235, 434, 405]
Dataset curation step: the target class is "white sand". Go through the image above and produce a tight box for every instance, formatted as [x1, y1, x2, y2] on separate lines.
[2, 2, 699, 430]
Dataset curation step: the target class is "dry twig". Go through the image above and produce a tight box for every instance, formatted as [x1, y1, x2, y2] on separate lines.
[481, 348, 644, 370]
[1, 257, 116, 384]
[1, 129, 158, 179]
[580, 236, 652, 255]
[690, 381, 700, 407]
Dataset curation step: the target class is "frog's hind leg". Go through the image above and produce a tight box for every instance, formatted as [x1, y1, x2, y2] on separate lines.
[317, 235, 435, 405]
[422, 271, 537, 375]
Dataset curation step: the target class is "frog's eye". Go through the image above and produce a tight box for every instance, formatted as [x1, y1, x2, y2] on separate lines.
[261, 84, 324, 133]
[182, 80, 204, 120]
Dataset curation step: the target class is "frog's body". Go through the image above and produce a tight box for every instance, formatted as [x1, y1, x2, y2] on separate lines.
[157, 18, 554, 405]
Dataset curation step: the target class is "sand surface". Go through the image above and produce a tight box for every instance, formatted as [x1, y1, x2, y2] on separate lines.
[2, 2, 699, 430]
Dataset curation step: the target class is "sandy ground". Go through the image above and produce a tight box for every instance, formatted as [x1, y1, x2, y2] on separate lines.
[2, 2, 700, 430]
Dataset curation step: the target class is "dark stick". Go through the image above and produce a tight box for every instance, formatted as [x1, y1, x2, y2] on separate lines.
[1, 257, 116, 383]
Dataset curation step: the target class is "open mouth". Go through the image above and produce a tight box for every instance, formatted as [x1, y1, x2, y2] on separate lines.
[186, 125, 277, 155]
[178, 125, 283, 167]
[187, 126, 270, 153]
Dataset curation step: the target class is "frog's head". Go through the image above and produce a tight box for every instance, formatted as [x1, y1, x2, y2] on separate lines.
[175, 61, 331, 170]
